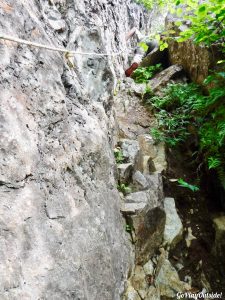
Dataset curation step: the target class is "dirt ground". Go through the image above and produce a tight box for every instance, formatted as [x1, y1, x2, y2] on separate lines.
[164, 145, 225, 296]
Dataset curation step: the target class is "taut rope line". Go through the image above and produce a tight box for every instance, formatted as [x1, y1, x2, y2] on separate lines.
[0, 33, 127, 57]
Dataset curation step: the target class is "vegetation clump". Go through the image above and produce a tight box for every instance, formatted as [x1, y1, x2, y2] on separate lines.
[135, 0, 225, 185]
[146, 73, 225, 184]
[132, 63, 162, 83]
[114, 147, 125, 164]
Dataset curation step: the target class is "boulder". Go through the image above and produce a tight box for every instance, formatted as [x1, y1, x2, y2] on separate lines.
[155, 250, 189, 298]
[163, 197, 183, 248]
[123, 285, 141, 300]
[137, 135, 167, 174]
[138, 134, 157, 159]
[145, 286, 160, 300]
[121, 202, 147, 215]
[133, 206, 166, 265]
[153, 146, 167, 174]
[130, 82, 147, 97]
[118, 163, 133, 184]
[122, 173, 165, 265]
[125, 174, 164, 210]
[120, 139, 140, 165]
[143, 259, 154, 276]
[132, 171, 149, 190]
[130, 266, 148, 299]
[125, 191, 151, 204]
[121, 190, 156, 215]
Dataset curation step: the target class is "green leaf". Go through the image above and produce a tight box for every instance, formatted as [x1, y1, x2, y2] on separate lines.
[160, 42, 168, 51]
[175, 20, 182, 26]
[178, 178, 200, 192]
[208, 157, 221, 169]
[138, 42, 148, 52]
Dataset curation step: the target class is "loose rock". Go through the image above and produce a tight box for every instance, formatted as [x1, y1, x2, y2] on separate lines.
[132, 171, 149, 190]
[143, 259, 154, 276]
[118, 163, 133, 184]
[130, 265, 148, 299]
[155, 256, 189, 298]
[120, 139, 140, 165]
[163, 197, 183, 248]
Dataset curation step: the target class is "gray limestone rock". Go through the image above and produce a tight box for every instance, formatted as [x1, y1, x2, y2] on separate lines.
[143, 259, 154, 276]
[0, 0, 151, 299]
[130, 266, 148, 299]
[120, 139, 140, 165]
[134, 207, 166, 265]
[130, 82, 147, 97]
[118, 163, 133, 184]
[145, 286, 161, 300]
[123, 285, 142, 300]
[155, 251, 189, 298]
[137, 134, 166, 174]
[122, 172, 165, 265]
[163, 197, 183, 248]
[132, 171, 149, 190]
[121, 202, 147, 215]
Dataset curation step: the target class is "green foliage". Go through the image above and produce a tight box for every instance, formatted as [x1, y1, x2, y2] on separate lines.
[117, 183, 132, 195]
[137, 0, 225, 55]
[138, 41, 149, 52]
[148, 83, 201, 146]
[125, 223, 134, 233]
[136, 0, 225, 185]
[132, 64, 162, 83]
[173, 0, 225, 49]
[135, 0, 168, 10]
[178, 178, 200, 192]
[146, 74, 225, 184]
[114, 147, 124, 164]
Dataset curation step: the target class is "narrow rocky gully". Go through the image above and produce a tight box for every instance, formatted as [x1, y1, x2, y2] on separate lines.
[0, 1, 224, 300]
[113, 54, 225, 299]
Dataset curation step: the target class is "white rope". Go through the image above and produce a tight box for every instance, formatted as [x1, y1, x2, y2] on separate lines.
[0, 33, 128, 57]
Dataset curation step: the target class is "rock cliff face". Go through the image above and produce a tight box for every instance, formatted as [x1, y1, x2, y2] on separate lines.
[0, 1, 149, 299]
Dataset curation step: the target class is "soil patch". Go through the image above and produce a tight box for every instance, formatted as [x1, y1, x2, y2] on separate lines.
[164, 145, 225, 295]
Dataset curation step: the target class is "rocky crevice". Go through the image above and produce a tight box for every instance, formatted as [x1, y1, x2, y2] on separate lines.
[113, 77, 190, 300]
[114, 39, 225, 298]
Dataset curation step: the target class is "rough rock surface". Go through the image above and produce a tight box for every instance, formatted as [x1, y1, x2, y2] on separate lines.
[0, 1, 150, 299]
[166, 15, 221, 84]
[118, 163, 133, 184]
[114, 78, 154, 140]
[130, 266, 148, 299]
[163, 197, 183, 248]
[137, 134, 166, 174]
[155, 250, 189, 298]
[120, 139, 140, 165]
[123, 285, 141, 300]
